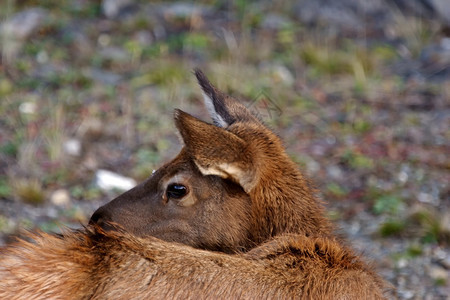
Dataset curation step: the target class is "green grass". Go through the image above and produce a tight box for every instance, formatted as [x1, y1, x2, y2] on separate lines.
[373, 195, 404, 215]
[379, 220, 406, 237]
[0, 178, 12, 198]
[341, 150, 374, 170]
[12, 179, 45, 205]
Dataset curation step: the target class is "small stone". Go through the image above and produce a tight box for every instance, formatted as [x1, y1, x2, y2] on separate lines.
[306, 159, 320, 174]
[398, 171, 408, 184]
[441, 212, 450, 234]
[429, 266, 448, 281]
[98, 34, 111, 47]
[397, 258, 408, 269]
[95, 169, 137, 192]
[326, 136, 336, 145]
[262, 14, 291, 30]
[71, 30, 94, 56]
[349, 221, 360, 235]
[163, 3, 209, 20]
[135, 30, 153, 46]
[86, 68, 122, 85]
[271, 65, 294, 86]
[102, 0, 134, 18]
[398, 289, 414, 299]
[1, 8, 48, 40]
[429, 0, 450, 25]
[36, 50, 49, 64]
[327, 165, 342, 179]
[64, 139, 82, 157]
[77, 118, 104, 140]
[82, 154, 98, 171]
[420, 37, 450, 79]
[99, 47, 129, 62]
[441, 256, 450, 270]
[417, 192, 433, 203]
[50, 189, 71, 207]
[19, 102, 37, 115]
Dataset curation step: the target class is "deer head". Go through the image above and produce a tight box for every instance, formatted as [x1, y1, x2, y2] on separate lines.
[90, 69, 332, 253]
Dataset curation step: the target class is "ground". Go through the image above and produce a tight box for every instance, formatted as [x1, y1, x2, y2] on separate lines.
[0, 1, 449, 298]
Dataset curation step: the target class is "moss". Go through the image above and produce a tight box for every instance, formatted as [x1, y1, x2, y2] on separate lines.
[406, 245, 423, 257]
[341, 150, 374, 170]
[326, 183, 348, 198]
[434, 278, 447, 286]
[373, 195, 404, 215]
[0, 178, 12, 198]
[379, 220, 406, 237]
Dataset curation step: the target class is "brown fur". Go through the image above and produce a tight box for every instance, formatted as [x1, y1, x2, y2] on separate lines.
[0, 69, 390, 298]
[0, 228, 386, 299]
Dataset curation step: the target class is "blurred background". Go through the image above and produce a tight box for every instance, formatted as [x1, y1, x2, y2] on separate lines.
[0, 0, 449, 298]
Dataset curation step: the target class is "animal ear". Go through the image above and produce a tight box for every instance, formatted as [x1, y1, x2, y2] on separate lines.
[194, 68, 255, 127]
[174, 109, 256, 193]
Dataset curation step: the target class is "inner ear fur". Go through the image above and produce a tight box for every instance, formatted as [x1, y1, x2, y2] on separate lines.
[174, 109, 257, 193]
[194, 68, 257, 128]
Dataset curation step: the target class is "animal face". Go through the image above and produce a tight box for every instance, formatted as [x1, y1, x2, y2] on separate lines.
[90, 69, 331, 252]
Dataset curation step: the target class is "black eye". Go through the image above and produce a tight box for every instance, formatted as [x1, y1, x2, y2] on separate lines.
[166, 184, 187, 199]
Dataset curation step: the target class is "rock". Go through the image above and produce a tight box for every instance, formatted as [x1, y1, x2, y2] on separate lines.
[98, 34, 111, 47]
[393, 0, 450, 26]
[441, 212, 450, 236]
[294, 0, 450, 37]
[417, 192, 433, 204]
[260, 63, 295, 86]
[441, 256, 450, 270]
[95, 169, 137, 192]
[269, 64, 295, 86]
[397, 258, 408, 268]
[82, 154, 99, 171]
[294, 0, 389, 36]
[99, 46, 129, 62]
[36, 50, 49, 64]
[429, 0, 450, 25]
[397, 164, 412, 184]
[65, 27, 95, 57]
[159, 2, 213, 29]
[63, 139, 82, 157]
[162, 2, 211, 19]
[398, 289, 414, 299]
[84, 68, 122, 85]
[134, 30, 153, 46]
[420, 38, 450, 80]
[0, 8, 49, 63]
[327, 165, 343, 179]
[261, 14, 291, 30]
[102, 0, 135, 19]
[429, 265, 448, 281]
[19, 102, 37, 115]
[0, 8, 48, 40]
[306, 158, 320, 174]
[50, 189, 71, 207]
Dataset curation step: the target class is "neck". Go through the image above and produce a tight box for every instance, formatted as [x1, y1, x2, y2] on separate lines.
[249, 151, 334, 244]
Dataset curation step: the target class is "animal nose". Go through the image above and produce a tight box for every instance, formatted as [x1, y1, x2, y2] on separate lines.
[89, 208, 112, 230]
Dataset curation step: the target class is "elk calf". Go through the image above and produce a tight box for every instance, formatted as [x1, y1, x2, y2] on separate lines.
[0, 69, 389, 299]
[90, 69, 332, 252]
